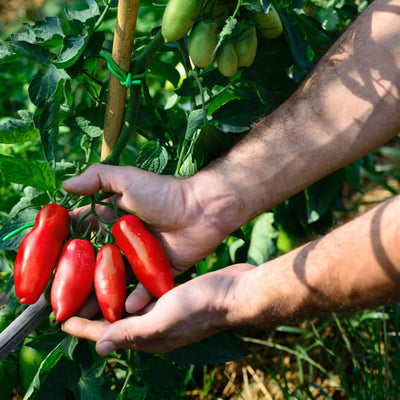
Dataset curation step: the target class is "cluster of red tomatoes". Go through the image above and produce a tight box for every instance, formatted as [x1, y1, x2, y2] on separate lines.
[161, 0, 283, 77]
[13, 204, 174, 323]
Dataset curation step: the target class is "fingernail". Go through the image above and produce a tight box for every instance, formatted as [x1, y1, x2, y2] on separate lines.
[96, 341, 116, 356]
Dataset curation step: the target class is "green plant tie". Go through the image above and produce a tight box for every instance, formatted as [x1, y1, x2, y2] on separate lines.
[100, 50, 146, 88]
[2, 223, 35, 242]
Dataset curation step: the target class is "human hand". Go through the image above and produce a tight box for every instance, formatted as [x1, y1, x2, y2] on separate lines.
[62, 163, 243, 313]
[61, 263, 256, 354]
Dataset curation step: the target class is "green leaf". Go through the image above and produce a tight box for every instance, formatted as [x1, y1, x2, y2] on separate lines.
[65, 0, 101, 30]
[185, 109, 205, 141]
[6, 38, 50, 65]
[178, 153, 198, 177]
[0, 43, 21, 64]
[60, 336, 79, 360]
[247, 212, 278, 265]
[0, 111, 39, 143]
[214, 16, 237, 58]
[164, 332, 250, 368]
[22, 17, 64, 48]
[135, 141, 169, 174]
[53, 33, 89, 69]
[23, 343, 64, 400]
[0, 155, 57, 191]
[148, 57, 180, 88]
[29, 65, 70, 168]
[76, 376, 115, 400]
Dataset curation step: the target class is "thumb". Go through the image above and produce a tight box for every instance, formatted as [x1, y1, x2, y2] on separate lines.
[62, 163, 127, 196]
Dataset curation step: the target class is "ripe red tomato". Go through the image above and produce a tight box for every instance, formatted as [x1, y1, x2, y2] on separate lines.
[14, 204, 70, 305]
[51, 239, 95, 322]
[94, 244, 127, 323]
[111, 215, 175, 298]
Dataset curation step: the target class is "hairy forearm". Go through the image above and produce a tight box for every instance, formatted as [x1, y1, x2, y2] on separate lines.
[226, 195, 400, 328]
[191, 0, 400, 235]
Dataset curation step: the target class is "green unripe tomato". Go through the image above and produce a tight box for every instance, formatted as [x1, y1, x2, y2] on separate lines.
[19, 338, 46, 395]
[234, 25, 258, 68]
[162, 0, 204, 42]
[251, 5, 283, 39]
[217, 42, 238, 77]
[188, 21, 218, 68]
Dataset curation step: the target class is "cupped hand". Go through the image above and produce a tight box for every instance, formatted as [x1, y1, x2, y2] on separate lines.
[61, 263, 255, 354]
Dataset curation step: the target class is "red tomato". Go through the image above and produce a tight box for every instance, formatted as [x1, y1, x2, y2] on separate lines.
[94, 244, 127, 323]
[14, 204, 70, 304]
[111, 215, 174, 298]
[51, 239, 95, 321]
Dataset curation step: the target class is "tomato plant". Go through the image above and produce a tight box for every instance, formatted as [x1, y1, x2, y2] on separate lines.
[0, 0, 384, 398]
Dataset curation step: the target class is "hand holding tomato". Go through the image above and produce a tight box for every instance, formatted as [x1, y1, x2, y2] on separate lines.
[62, 163, 242, 313]
[61, 264, 255, 354]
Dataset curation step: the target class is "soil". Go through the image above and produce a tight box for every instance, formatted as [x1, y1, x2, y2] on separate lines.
[0, 0, 47, 26]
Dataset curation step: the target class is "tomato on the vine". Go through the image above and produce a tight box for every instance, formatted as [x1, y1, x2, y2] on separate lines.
[161, 0, 204, 42]
[234, 25, 258, 68]
[188, 20, 218, 69]
[217, 42, 238, 77]
[50, 239, 95, 322]
[112, 215, 174, 298]
[94, 244, 127, 323]
[14, 204, 70, 305]
[251, 6, 283, 39]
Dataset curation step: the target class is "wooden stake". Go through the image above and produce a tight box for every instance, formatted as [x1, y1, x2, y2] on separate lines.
[101, 0, 140, 160]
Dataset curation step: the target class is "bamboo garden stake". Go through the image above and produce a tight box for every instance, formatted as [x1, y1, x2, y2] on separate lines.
[101, 0, 140, 160]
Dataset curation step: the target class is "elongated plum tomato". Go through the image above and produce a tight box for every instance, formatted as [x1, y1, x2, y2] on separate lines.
[111, 215, 175, 298]
[217, 42, 238, 77]
[234, 25, 258, 68]
[94, 244, 126, 323]
[188, 20, 218, 69]
[14, 204, 70, 305]
[51, 239, 95, 322]
[161, 0, 204, 42]
[251, 5, 283, 39]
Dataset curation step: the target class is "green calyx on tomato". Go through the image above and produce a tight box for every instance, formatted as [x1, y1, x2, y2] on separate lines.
[234, 24, 258, 69]
[162, 0, 204, 42]
[251, 5, 283, 39]
[188, 20, 218, 69]
[217, 41, 238, 77]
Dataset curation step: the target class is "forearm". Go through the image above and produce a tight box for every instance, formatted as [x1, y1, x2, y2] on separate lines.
[190, 0, 400, 235]
[226, 195, 400, 328]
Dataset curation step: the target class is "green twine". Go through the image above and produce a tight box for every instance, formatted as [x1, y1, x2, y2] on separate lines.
[2, 223, 35, 242]
[100, 50, 146, 88]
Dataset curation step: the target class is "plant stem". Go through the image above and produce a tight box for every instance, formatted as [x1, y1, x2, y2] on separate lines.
[103, 30, 165, 165]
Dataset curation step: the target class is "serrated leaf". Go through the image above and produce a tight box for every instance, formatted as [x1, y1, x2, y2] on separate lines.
[185, 109, 205, 141]
[179, 153, 197, 177]
[0, 112, 39, 143]
[214, 16, 237, 57]
[65, 0, 101, 30]
[0, 155, 57, 191]
[247, 212, 278, 265]
[0, 43, 21, 64]
[66, 115, 103, 138]
[23, 17, 64, 47]
[29, 65, 70, 168]
[53, 33, 89, 69]
[135, 141, 169, 174]
[6, 39, 50, 65]
[148, 57, 181, 87]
